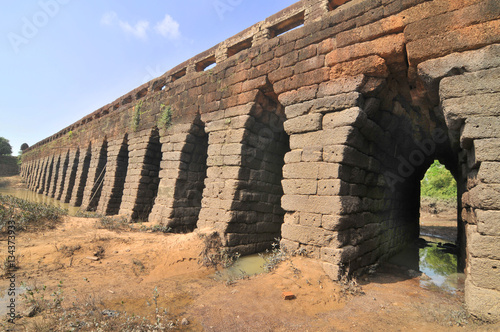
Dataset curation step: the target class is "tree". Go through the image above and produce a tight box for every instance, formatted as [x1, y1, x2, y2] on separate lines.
[421, 160, 457, 199]
[20, 143, 29, 152]
[0, 137, 12, 156]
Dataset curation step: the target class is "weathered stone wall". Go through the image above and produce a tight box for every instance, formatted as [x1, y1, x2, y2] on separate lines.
[20, 0, 500, 321]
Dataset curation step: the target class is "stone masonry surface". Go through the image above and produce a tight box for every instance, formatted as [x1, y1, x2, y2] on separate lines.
[20, 0, 500, 321]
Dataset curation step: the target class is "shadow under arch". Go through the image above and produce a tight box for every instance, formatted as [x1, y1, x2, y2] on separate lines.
[168, 114, 209, 232]
[225, 85, 290, 255]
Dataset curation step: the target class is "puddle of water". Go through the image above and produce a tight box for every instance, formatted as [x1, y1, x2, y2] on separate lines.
[0, 187, 80, 216]
[213, 253, 268, 281]
[389, 236, 464, 293]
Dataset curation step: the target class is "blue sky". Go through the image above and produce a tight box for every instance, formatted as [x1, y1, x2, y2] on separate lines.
[0, 0, 297, 155]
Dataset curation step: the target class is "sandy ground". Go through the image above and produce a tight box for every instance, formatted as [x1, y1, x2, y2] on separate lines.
[0, 216, 498, 331]
[0, 176, 499, 331]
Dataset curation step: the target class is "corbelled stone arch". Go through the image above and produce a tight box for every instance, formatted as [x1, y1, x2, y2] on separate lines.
[118, 128, 162, 221]
[197, 84, 290, 255]
[96, 134, 129, 216]
[278, 42, 461, 278]
[81, 140, 108, 211]
[54, 150, 70, 201]
[70, 144, 92, 207]
[60, 148, 80, 204]
[417, 44, 500, 321]
[227, 89, 289, 254]
[149, 115, 208, 232]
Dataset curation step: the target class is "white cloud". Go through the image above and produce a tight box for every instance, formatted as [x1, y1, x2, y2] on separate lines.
[155, 14, 180, 39]
[119, 20, 150, 40]
[101, 12, 180, 40]
[101, 11, 117, 26]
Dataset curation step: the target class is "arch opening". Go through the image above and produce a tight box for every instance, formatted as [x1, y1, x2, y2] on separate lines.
[226, 90, 290, 255]
[133, 129, 162, 221]
[87, 141, 108, 211]
[171, 117, 209, 232]
[106, 135, 129, 215]
[62, 149, 80, 203]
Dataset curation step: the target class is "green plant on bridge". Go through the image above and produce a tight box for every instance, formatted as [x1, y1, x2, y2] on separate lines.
[157, 104, 173, 130]
[67, 130, 73, 140]
[131, 100, 143, 132]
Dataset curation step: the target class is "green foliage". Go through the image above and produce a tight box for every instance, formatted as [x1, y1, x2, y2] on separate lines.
[131, 100, 143, 132]
[157, 104, 173, 129]
[0, 194, 67, 233]
[67, 130, 73, 140]
[421, 160, 457, 200]
[259, 241, 288, 272]
[0, 137, 12, 156]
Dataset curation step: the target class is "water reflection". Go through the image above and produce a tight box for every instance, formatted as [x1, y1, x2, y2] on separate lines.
[389, 236, 464, 293]
[0, 187, 80, 216]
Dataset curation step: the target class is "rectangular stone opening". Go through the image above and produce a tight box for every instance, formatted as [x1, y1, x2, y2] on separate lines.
[171, 68, 187, 81]
[328, 0, 351, 11]
[196, 55, 217, 72]
[227, 37, 253, 57]
[269, 11, 305, 38]
[135, 88, 148, 99]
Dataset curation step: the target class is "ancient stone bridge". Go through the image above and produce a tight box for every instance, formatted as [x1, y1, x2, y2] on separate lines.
[20, 0, 500, 320]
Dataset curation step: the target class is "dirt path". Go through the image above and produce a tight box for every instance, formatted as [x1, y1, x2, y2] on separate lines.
[1, 214, 498, 331]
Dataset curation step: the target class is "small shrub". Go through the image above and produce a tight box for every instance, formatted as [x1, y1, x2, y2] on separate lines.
[198, 232, 240, 269]
[75, 210, 101, 218]
[338, 265, 364, 299]
[131, 100, 143, 132]
[59, 244, 81, 257]
[157, 104, 173, 129]
[0, 195, 67, 233]
[96, 216, 131, 231]
[260, 241, 289, 272]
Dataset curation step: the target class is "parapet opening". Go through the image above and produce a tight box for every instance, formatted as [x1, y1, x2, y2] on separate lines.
[328, 0, 351, 11]
[196, 55, 217, 72]
[122, 95, 133, 106]
[136, 88, 148, 100]
[227, 37, 253, 58]
[107, 135, 129, 215]
[152, 78, 167, 92]
[269, 11, 305, 38]
[171, 68, 187, 82]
